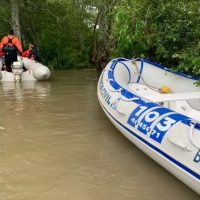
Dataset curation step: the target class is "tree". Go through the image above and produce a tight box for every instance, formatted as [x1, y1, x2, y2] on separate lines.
[0, 1, 12, 37]
[111, 0, 200, 75]
[79, 0, 120, 74]
[0, 0, 198, 75]
[11, 0, 21, 40]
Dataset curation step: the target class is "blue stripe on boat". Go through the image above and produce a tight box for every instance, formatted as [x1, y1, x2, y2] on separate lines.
[136, 60, 144, 83]
[99, 99, 200, 181]
[107, 58, 200, 129]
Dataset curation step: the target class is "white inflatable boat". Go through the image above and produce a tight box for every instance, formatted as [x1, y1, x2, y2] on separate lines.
[97, 58, 200, 194]
[0, 57, 51, 82]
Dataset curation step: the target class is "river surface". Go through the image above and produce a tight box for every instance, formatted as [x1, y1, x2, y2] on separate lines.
[0, 69, 199, 200]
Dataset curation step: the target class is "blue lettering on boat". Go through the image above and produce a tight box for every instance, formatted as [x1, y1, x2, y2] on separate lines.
[99, 76, 111, 105]
[127, 103, 185, 143]
[127, 103, 159, 129]
[194, 150, 200, 163]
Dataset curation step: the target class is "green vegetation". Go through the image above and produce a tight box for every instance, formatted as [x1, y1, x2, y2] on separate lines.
[112, 0, 200, 76]
[0, 0, 199, 76]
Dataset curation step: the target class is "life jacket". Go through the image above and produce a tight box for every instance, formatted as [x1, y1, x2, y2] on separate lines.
[22, 50, 34, 59]
[22, 47, 39, 61]
[3, 36, 17, 52]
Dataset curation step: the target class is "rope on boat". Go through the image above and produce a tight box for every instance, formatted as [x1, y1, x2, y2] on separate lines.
[104, 67, 140, 100]
[167, 137, 192, 152]
[189, 121, 200, 149]
[131, 58, 200, 111]
[103, 69, 118, 92]
[131, 58, 161, 92]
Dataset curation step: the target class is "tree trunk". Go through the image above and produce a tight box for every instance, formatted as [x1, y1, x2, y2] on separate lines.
[90, 12, 100, 65]
[91, 8, 111, 76]
[11, 0, 21, 40]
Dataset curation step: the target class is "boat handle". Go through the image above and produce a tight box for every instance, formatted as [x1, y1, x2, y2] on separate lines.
[116, 106, 127, 116]
[189, 121, 200, 149]
[111, 98, 127, 116]
[167, 137, 192, 152]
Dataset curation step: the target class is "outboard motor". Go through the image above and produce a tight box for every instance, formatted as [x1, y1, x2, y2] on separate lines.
[12, 61, 23, 81]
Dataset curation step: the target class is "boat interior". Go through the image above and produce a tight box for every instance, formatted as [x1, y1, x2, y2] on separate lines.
[110, 59, 200, 122]
[128, 82, 200, 122]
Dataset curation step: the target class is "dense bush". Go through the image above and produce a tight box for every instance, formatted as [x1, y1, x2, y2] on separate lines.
[111, 0, 200, 75]
[0, 0, 199, 75]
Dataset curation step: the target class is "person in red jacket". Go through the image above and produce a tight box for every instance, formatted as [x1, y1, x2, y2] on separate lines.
[22, 42, 40, 62]
[0, 29, 23, 72]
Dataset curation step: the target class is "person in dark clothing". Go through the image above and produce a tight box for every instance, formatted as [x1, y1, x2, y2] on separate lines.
[0, 29, 23, 72]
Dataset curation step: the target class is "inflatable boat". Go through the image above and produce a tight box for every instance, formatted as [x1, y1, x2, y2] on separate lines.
[0, 57, 51, 82]
[97, 58, 200, 194]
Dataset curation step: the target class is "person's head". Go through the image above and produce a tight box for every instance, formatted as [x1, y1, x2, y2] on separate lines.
[28, 42, 35, 50]
[8, 29, 14, 35]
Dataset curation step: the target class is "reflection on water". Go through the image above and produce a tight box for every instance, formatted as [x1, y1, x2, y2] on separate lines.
[0, 69, 199, 200]
[0, 80, 51, 98]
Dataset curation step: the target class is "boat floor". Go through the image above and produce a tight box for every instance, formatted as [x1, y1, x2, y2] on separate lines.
[128, 83, 200, 122]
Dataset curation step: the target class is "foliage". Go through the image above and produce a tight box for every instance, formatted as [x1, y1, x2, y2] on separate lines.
[0, 0, 11, 36]
[0, 0, 94, 69]
[20, 0, 93, 69]
[0, 0, 199, 76]
[112, 0, 200, 75]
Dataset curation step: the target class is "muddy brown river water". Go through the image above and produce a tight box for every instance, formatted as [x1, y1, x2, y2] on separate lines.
[0, 69, 199, 200]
